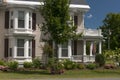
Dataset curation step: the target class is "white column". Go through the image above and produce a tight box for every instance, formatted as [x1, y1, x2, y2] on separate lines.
[83, 40, 86, 56]
[14, 10, 18, 29]
[68, 40, 72, 58]
[58, 44, 61, 58]
[24, 39, 29, 58]
[25, 11, 29, 29]
[83, 40, 86, 62]
[13, 38, 17, 58]
[90, 41, 93, 56]
[99, 40, 102, 54]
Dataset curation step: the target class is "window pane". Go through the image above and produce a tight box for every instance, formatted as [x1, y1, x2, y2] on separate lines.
[17, 48, 24, 56]
[18, 20, 24, 28]
[10, 19, 13, 28]
[62, 49, 68, 57]
[18, 11, 24, 28]
[28, 40, 32, 57]
[62, 42, 68, 48]
[18, 11, 24, 20]
[17, 39, 24, 47]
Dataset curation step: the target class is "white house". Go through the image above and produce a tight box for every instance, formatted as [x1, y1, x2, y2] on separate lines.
[0, 0, 102, 64]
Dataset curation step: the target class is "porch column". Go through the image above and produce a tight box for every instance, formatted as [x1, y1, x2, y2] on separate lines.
[83, 40, 86, 56]
[99, 40, 102, 54]
[90, 41, 94, 56]
[58, 44, 61, 58]
[24, 39, 29, 59]
[83, 40, 86, 62]
[13, 38, 17, 58]
[68, 40, 72, 58]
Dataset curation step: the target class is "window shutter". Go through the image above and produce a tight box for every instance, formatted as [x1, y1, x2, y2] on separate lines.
[32, 13, 36, 30]
[74, 16, 78, 26]
[32, 39, 35, 58]
[5, 11, 9, 29]
[4, 38, 9, 58]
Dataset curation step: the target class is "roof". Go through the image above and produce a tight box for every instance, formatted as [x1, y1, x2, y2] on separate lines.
[70, 0, 88, 5]
[20, 0, 88, 5]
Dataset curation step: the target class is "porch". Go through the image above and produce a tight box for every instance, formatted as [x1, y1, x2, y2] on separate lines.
[58, 38, 102, 63]
[57, 28, 102, 62]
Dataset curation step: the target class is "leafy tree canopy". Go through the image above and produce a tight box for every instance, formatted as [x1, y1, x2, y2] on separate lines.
[40, 0, 80, 44]
[100, 13, 120, 50]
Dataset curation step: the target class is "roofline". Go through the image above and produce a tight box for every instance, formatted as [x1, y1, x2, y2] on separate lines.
[4, 1, 90, 9]
[70, 4, 90, 9]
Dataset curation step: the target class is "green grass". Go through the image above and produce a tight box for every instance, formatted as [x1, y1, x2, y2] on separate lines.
[0, 69, 120, 79]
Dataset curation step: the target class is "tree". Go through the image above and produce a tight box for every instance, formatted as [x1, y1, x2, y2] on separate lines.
[40, 0, 79, 44]
[100, 13, 120, 50]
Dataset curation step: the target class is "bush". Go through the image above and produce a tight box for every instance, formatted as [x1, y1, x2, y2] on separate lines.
[7, 61, 18, 70]
[95, 54, 105, 66]
[86, 63, 97, 70]
[33, 58, 41, 68]
[63, 59, 77, 70]
[77, 63, 85, 69]
[23, 62, 33, 68]
[0, 60, 5, 66]
[104, 63, 116, 69]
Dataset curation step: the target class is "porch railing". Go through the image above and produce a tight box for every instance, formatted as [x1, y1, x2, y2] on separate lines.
[71, 55, 95, 62]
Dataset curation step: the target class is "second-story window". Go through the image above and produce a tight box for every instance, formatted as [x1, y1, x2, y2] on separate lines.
[18, 11, 25, 28]
[10, 11, 13, 28]
[29, 12, 32, 29]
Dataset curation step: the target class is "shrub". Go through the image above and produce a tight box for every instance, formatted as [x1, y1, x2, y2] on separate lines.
[7, 61, 18, 70]
[33, 58, 41, 68]
[86, 63, 96, 70]
[77, 63, 85, 69]
[95, 54, 105, 66]
[0, 60, 5, 66]
[104, 63, 116, 69]
[23, 62, 33, 68]
[63, 59, 76, 70]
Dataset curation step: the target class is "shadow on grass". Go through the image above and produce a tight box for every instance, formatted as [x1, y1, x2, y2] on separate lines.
[3, 70, 51, 75]
[93, 69, 120, 75]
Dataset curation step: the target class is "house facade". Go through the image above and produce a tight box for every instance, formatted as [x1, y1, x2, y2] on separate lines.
[0, 0, 102, 64]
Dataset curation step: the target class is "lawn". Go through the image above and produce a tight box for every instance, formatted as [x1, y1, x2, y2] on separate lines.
[0, 69, 120, 80]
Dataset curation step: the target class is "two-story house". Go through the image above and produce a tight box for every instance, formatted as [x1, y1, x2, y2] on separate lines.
[0, 0, 102, 64]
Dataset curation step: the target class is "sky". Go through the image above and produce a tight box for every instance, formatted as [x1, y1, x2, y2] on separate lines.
[85, 0, 120, 29]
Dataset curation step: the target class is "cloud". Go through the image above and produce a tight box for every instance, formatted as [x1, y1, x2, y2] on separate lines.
[87, 14, 93, 19]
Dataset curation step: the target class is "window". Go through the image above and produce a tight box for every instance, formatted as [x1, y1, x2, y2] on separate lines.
[17, 39, 24, 56]
[18, 11, 25, 28]
[29, 12, 32, 29]
[61, 42, 68, 57]
[28, 40, 32, 57]
[10, 11, 13, 28]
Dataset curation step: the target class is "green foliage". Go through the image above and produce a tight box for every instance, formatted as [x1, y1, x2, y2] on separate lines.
[100, 13, 120, 50]
[41, 0, 79, 44]
[86, 63, 97, 70]
[23, 62, 33, 68]
[63, 59, 77, 70]
[43, 43, 53, 58]
[7, 61, 18, 70]
[103, 48, 120, 63]
[33, 58, 41, 68]
[95, 54, 105, 66]
[77, 63, 85, 69]
[0, 60, 5, 66]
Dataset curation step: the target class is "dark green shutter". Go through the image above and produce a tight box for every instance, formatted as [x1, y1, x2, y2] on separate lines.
[32, 39, 35, 58]
[32, 13, 36, 30]
[4, 38, 9, 58]
[5, 11, 9, 29]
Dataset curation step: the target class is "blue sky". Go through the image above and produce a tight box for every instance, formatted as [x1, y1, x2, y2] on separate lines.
[85, 0, 120, 29]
